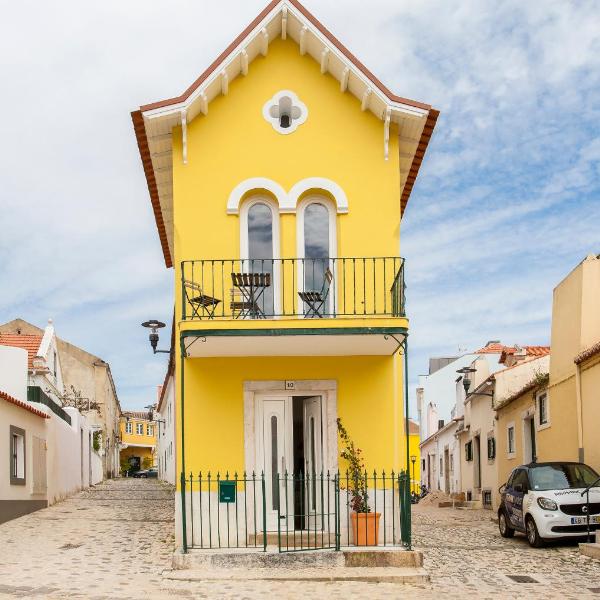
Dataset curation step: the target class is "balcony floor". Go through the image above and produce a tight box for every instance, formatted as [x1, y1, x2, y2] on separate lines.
[181, 324, 407, 357]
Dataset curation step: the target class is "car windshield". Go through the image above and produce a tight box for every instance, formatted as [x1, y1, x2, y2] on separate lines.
[529, 464, 599, 491]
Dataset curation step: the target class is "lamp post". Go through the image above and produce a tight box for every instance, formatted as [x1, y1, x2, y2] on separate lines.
[410, 454, 417, 495]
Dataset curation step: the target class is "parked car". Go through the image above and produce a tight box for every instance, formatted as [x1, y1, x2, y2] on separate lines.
[498, 462, 600, 547]
[132, 467, 158, 479]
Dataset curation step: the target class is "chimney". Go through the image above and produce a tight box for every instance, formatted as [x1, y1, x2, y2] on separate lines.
[438, 419, 445, 431]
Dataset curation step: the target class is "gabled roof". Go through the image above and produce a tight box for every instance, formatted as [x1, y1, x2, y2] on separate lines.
[0, 389, 50, 419]
[0, 333, 43, 369]
[132, 0, 439, 268]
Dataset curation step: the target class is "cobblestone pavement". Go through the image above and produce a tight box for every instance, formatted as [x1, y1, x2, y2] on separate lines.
[1, 484, 599, 599]
[0, 478, 175, 600]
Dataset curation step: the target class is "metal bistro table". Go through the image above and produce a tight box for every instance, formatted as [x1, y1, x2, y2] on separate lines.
[230, 272, 271, 318]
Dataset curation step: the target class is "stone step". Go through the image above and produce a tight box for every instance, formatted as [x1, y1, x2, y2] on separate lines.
[580, 542, 600, 559]
[163, 566, 429, 584]
[172, 548, 423, 570]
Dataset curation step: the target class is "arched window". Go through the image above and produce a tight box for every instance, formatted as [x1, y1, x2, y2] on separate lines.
[297, 197, 336, 316]
[240, 197, 280, 316]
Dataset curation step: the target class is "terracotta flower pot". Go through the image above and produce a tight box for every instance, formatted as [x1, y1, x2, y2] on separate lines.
[350, 511, 381, 546]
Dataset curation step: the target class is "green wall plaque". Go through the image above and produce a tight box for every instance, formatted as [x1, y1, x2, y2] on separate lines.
[219, 480, 236, 503]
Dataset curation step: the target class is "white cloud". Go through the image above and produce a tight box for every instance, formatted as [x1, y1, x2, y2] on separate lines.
[0, 0, 598, 410]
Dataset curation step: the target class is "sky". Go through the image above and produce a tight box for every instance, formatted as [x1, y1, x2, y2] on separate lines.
[0, 0, 598, 412]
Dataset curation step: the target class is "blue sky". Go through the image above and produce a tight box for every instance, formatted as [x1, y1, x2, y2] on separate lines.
[0, 0, 598, 411]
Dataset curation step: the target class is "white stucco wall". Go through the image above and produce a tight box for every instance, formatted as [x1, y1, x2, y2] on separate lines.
[156, 375, 176, 485]
[91, 449, 103, 485]
[46, 408, 93, 505]
[0, 401, 48, 503]
[0, 345, 28, 402]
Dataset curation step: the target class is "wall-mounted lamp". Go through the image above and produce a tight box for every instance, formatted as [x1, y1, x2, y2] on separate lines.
[456, 366, 477, 395]
[141, 320, 170, 354]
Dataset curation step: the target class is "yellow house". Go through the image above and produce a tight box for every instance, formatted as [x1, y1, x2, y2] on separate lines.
[132, 0, 438, 552]
[119, 411, 156, 473]
[539, 254, 600, 470]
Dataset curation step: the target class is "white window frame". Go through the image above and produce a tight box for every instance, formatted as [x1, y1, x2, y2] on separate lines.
[136, 423, 143, 435]
[147, 424, 154, 436]
[125, 422, 132, 435]
[262, 90, 308, 135]
[296, 195, 337, 315]
[239, 195, 281, 315]
[507, 422, 516, 458]
[536, 390, 551, 431]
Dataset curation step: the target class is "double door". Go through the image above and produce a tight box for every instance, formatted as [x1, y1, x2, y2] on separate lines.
[258, 395, 324, 531]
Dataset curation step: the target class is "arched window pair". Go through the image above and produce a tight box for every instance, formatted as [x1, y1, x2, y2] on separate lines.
[242, 197, 335, 315]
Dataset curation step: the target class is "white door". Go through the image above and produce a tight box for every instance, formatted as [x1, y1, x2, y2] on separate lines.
[261, 398, 292, 530]
[303, 396, 323, 529]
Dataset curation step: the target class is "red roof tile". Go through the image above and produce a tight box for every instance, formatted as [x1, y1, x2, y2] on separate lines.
[575, 341, 600, 365]
[0, 390, 50, 419]
[0, 334, 43, 368]
[474, 342, 506, 354]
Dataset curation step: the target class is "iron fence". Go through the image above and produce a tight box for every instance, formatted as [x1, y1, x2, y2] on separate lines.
[183, 469, 411, 552]
[181, 257, 405, 321]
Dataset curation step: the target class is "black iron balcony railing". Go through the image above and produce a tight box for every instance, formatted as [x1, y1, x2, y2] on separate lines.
[180, 257, 405, 321]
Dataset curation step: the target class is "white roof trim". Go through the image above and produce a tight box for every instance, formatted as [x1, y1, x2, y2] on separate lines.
[141, 0, 429, 122]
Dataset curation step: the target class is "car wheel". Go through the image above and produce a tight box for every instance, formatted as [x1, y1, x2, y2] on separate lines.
[499, 511, 515, 538]
[526, 516, 544, 548]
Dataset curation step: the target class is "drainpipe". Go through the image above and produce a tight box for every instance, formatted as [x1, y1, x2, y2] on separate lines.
[403, 335, 412, 550]
[179, 334, 188, 553]
[575, 362, 584, 463]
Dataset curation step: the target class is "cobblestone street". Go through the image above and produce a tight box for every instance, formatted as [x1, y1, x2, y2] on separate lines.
[1, 482, 599, 599]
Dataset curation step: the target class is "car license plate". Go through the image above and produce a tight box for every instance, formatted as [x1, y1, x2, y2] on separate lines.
[570, 515, 600, 525]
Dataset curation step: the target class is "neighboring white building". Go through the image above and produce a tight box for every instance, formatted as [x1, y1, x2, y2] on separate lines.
[0, 323, 102, 523]
[417, 341, 507, 443]
[156, 358, 175, 485]
[420, 418, 461, 496]
[0, 318, 122, 479]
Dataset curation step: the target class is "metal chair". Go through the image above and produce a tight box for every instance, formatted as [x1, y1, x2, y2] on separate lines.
[183, 279, 221, 319]
[298, 267, 333, 318]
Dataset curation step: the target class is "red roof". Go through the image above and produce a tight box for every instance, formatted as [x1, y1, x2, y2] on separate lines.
[499, 346, 550, 364]
[474, 342, 505, 354]
[0, 389, 49, 419]
[0, 334, 42, 368]
[575, 341, 600, 365]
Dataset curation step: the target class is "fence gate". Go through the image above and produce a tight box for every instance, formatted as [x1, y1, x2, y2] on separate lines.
[277, 472, 340, 552]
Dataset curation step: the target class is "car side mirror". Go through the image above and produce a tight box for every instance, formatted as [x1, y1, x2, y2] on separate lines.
[513, 483, 524, 493]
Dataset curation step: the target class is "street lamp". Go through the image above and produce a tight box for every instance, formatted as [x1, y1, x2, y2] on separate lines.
[410, 454, 417, 494]
[456, 366, 477, 395]
[141, 320, 170, 354]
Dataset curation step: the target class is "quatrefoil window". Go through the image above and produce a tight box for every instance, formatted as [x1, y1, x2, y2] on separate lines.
[262, 90, 308, 135]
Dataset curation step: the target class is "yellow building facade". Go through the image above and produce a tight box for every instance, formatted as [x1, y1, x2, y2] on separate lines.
[119, 412, 156, 473]
[539, 254, 600, 470]
[132, 0, 438, 550]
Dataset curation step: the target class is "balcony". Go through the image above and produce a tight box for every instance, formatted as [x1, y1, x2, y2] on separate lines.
[180, 257, 407, 357]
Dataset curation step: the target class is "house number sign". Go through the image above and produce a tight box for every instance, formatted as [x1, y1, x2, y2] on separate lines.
[285, 380, 296, 390]
[219, 480, 236, 503]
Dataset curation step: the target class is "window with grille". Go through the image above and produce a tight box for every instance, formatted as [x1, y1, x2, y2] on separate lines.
[487, 437, 496, 460]
[125, 422, 132, 434]
[482, 489, 492, 507]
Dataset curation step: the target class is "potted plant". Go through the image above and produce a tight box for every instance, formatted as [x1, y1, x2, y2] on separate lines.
[337, 418, 381, 546]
